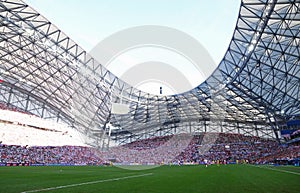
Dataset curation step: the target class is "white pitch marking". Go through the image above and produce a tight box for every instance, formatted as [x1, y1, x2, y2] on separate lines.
[250, 164, 300, 176]
[21, 173, 153, 193]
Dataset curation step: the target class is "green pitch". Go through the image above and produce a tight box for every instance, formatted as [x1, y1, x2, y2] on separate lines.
[0, 165, 299, 193]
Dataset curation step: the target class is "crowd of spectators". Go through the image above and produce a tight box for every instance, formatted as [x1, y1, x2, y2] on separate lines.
[255, 144, 300, 164]
[0, 132, 299, 166]
[194, 133, 282, 164]
[1, 103, 299, 166]
[100, 133, 193, 164]
[101, 133, 300, 165]
[103, 133, 300, 164]
[0, 144, 103, 165]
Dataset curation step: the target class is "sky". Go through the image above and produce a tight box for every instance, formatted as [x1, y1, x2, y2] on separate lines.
[23, 0, 240, 95]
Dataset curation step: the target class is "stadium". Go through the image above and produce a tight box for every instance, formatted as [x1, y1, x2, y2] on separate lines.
[0, 0, 299, 192]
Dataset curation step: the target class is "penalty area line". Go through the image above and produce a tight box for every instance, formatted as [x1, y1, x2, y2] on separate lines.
[21, 173, 153, 193]
[249, 164, 300, 176]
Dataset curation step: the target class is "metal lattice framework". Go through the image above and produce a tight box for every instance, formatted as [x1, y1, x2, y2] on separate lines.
[0, 0, 299, 146]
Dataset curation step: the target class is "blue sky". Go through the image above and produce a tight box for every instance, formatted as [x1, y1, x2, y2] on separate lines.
[23, 0, 240, 94]
[24, 0, 240, 62]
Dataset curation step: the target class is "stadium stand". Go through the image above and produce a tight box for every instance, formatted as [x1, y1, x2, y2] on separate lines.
[1, 132, 298, 166]
[0, 109, 85, 147]
[0, 144, 103, 166]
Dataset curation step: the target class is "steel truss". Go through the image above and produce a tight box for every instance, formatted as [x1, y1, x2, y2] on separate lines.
[0, 0, 299, 146]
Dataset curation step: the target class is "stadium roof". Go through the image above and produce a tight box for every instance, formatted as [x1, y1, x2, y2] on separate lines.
[0, 0, 299, 145]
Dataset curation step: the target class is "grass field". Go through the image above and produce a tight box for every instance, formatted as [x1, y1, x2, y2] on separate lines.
[0, 164, 299, 193]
